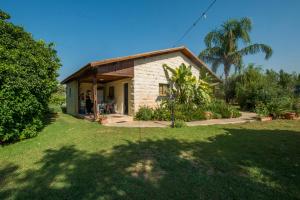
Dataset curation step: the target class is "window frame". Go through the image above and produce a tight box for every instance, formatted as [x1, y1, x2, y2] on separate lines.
[159, 83, 169, 97]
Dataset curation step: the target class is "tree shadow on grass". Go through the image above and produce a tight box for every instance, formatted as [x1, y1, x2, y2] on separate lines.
[1, 128, 300, 199]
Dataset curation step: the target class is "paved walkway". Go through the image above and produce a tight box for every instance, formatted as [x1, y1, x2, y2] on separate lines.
[103, 112, 257, 128]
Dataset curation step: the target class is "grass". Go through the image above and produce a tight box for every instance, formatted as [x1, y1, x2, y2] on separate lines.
[1, 112, 300, 200]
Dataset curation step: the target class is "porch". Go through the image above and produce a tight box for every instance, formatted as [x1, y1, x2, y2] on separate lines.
[78, 75, 133, 120]
[64, 59, 134, 119]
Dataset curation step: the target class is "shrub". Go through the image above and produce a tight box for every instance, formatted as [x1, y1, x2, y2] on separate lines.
[50, 84, 66, 106]
[255, 97, 294, 118]
[255, 102, 269, 117]
[190, 109, 207, 121]
[266, 97, 293, 119]
[174, 120, 187, 128]
[212, 113, 222, 119]
[61, 104, 67, 114]
[135, 106, 154, 121]
[152, 104, 170, 121]
[292, 98, 300, 116]
[206, 100, 241, 119]
[231, 109, 242, 118]
[0, 10, 60, 143]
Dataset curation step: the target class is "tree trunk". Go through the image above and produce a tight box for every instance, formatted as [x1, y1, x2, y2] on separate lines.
[224, 63, 231, 80]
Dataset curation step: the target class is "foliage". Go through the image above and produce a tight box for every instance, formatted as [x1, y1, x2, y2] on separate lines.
[60, 104, 67, 114]
[135, 106, 154, 121]
[292, 98, 300, 115]
[136, 64, 239, 122]
[224, 64, 299, 118]
[235, 65, 279, 111]
[223, 75, 238, 103]
[199, 17, 272, 79]
[266, 97, 293, 119]
[0, 10, 60, 142]
[152, 102, 170, 121]
[163, 63, 212, 105]
[136, 99, 240, 122]
[49, 84, 66, 106]
[173, 120, 187, 128]
[205, 99, 241, 119]
[254, 102, 269, 117]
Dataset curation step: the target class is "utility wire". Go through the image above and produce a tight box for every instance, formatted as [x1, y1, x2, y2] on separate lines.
[172, 0, 217, 47]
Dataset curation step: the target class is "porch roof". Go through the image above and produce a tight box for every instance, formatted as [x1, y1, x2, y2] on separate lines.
[61, 46, 221, 84]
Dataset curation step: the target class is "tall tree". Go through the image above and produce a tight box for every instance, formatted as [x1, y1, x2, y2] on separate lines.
[199, 17, 273, 79]
[0, 10, 61, 143]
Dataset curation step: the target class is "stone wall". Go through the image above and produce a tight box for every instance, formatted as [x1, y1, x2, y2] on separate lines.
[133, 51, 200, 112]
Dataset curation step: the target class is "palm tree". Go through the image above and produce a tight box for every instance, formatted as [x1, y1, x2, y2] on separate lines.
[199, 17, 273, 80]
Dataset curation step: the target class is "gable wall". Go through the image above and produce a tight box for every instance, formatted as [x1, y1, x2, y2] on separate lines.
[66, 80, 79, 115]
[133, 51, 200, 113]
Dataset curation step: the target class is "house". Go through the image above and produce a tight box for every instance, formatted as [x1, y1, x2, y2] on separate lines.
[61, 46, 220, 119]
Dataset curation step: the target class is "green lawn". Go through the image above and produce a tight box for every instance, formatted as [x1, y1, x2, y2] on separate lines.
[1, 113, 300, 200]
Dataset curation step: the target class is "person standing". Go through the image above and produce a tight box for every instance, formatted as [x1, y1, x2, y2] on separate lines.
[85, 96, 92, 114]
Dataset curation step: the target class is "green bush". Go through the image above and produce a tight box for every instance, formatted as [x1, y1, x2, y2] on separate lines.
[135, 106, 154, 121]
[49, 84, 66, 106]
[255, 97, 294, 118]
[61, 104, 67, 114]
[137, 100, 240, 122]
[255, 102, 269, 117]
[266, 97, 293, 119]
[206, 100, 241, 119]
[212, 113, 222, 119]
[152, 104, 170, 121]
[293, 98, 300, 116]
[0, 10, 60, 143]
[190, 109, 207, 121]
[232, 108, 242, 118]
[174, 120, 187, 128]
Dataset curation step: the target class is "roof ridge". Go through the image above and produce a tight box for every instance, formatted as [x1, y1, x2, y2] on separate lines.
[61, 46, 221, 84]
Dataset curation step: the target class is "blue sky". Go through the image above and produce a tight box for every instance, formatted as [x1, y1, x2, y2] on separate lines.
[1, 0, 300, 80]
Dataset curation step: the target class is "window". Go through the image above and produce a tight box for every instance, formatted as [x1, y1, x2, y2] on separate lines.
[108, 86, 114, 98]
[159, 83, 169, 96]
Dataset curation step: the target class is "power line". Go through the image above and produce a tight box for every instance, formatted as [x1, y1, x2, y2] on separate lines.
[172, 0, 217, 47]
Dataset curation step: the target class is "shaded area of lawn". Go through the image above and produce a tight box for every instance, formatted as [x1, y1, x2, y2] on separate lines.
[1, 125, 299, 199]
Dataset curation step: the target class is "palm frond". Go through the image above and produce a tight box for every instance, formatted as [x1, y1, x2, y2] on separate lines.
[211, 60, 222, 73]
[204, 30, 222, 48]
[240, 17, 252, 32]
[163, 64, 176, 75]
[237, 44, 273, 59]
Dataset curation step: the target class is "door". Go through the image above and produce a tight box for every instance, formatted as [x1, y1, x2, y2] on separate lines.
[97, 88, 104, 104]
[123, 83, 128, 115]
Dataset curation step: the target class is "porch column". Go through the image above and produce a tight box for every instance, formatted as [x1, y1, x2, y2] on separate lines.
[92, 75, 98, 119]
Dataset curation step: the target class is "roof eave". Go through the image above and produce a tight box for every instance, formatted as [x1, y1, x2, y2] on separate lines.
[61, 63, 92, 84]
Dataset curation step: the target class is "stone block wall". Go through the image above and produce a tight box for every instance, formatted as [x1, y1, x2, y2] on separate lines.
[132, 51, 200, 112]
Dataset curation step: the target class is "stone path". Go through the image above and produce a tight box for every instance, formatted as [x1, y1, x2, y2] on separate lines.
[103, 112, 258, 128]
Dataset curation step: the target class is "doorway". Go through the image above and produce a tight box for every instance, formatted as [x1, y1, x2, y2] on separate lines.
[97, 88, 104, 104]
[123, 83, 128, 115]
